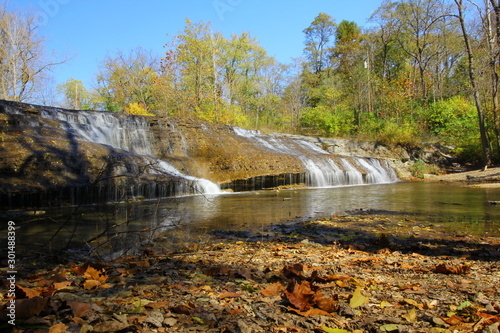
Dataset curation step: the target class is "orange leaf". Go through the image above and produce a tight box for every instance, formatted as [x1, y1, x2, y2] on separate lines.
[442, 314, 464, 325]
[218, 292, 242, 299]
[84, 266, 108, 283]
[261, 282, 285, 297]
[53, 281, 72, 290]
[83, 279, 101, 290]
[49, 323, 68, 333]
[15, 285, 41, 299]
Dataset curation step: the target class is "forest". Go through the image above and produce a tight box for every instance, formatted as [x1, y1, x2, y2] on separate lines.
[3, 0, 500, 166]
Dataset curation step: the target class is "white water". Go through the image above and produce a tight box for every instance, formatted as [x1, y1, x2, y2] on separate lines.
[26, 107, 397, 198]
[233, 128, 398, 187]
[40, 109, 222, 196]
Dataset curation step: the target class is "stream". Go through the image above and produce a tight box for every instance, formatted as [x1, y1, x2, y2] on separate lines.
[2, 182, 500, 256]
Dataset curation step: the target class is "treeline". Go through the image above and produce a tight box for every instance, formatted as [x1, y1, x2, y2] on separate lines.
[3, 1, 500, 165]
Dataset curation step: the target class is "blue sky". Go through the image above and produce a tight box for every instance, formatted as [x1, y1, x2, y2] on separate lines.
[10, 0, 383, 88]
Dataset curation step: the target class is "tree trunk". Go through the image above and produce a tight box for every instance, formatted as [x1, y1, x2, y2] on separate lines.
[455, 0, 492, 167]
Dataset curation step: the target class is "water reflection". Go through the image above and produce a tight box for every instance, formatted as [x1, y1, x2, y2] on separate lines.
[2, 182, 499, 254]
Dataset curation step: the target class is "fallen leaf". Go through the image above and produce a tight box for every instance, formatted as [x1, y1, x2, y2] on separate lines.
[15, 285, 41, 298]
[285, 280, 316, 312]
[442, 314, 464, 325]
[403, 298, 424, 310]
[261, 282, 285, 297]
[83, 279, 101, 290]
[282, 263, 305, 280]
[49, 323, 68, 333]
[93, 320, 130, 332]
[322, 326, 351, 333]
[289, 306, 332, 317]
[379, 323, 399, 332]
[83, 266, 108, 283]
[53, 281, 72, 290]
[4, 297, 49, 320]
[145, 301, 169, 309]
[67, 301, 93, 318]
[349, 287, 369, 308]
[435, 263, 471, 275]
[218, 292, 242, 299]
[402, 308, 418, 322]
[315, 296, 339, 313]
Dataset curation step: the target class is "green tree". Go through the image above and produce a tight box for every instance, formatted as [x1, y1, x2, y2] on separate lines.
[303, 13, 337, 78]
[95, 47, 160, 112]
[57, 78, 91, 110]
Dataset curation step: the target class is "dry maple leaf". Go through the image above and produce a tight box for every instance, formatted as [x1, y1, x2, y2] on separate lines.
[83, 266, 108, 283]
[284, 280, 316, 312]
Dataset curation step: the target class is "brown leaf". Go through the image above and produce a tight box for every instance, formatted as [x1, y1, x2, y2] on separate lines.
[284, 280, 316, 312]
[67, 301, 93, 318]
[282, 263, 305, 280]
[169, 304, 194, 315]
[15, 285, 41, 298]
[315, 296, 339, 313]
[288, 306, 332, 317]
[218, 292, 242, 299]
[4, 297, 49, 320]
[435, 263, 471, 275]
[261, 282, 285, 297]
[145, 301, 169, 309]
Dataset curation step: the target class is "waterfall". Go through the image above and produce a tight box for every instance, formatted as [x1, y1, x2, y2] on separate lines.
[233, 128, 398, 187]
[40, 109, 222, 197]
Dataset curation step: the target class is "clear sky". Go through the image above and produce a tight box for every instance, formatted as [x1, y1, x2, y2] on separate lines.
[9, 0, 383, 88]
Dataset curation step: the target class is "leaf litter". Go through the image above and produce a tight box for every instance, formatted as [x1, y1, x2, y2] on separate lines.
[0, 210, 499, 332]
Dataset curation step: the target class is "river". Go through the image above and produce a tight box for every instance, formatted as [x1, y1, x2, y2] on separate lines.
[2, 182, 500, 255]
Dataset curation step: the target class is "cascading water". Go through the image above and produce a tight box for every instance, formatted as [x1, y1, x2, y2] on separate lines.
[0, 99, 400, 209]
[40, 109, 222, 198]
[233, 127, 398, 187]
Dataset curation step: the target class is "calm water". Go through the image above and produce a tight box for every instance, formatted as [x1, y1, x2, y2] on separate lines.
[2, 182, 500, 254]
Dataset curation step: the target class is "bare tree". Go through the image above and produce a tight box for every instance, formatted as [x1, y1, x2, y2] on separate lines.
[0, 5, 67, 102]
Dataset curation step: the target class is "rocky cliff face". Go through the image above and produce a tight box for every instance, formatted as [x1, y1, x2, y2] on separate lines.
[0, 100, 434, 208]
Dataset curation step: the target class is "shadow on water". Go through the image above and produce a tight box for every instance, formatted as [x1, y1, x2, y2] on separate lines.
[1, 182, 499, 262]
